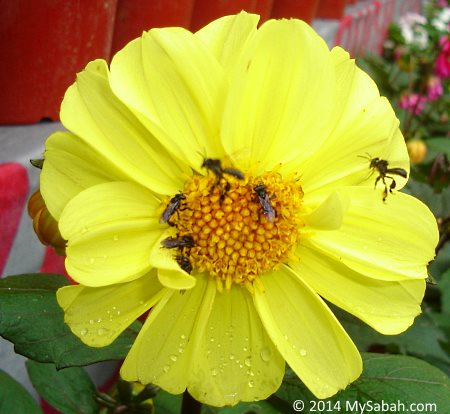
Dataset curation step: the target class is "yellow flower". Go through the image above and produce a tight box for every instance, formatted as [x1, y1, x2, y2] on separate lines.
[41, 13, 438, 406]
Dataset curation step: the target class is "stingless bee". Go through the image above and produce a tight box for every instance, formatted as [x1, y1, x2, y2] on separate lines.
[175, 255, 193, 274]
[201, 158, 245, 200]
[361, 155, 408, 202]
[254, 184, 276, 222]
[161, 235, 195, 249]
[160, 192, 186, 226]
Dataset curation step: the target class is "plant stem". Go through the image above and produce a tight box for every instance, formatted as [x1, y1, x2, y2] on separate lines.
[181, 391, 202, 414]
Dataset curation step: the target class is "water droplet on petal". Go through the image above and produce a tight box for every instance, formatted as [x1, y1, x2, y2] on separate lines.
[80, 328, 88, 336]
[229, 354, 235, 360]
[89, 319, 94, 325]
[163, 365, 170, 373]
[211, 368, 217, 376]
[260, 347, 272, 362]
[244, 357, 252, 367]
[248, 380, 254, 388]
[113, 235, 119, 241]
[299, 348, 307, 356]
[97, 328, 106, 336]
[169, 354, 178, 362]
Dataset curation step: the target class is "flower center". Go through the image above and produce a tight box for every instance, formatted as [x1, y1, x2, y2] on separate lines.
[161, 168, 304, 292]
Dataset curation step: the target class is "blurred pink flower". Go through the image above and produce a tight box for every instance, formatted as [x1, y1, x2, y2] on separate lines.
[435, 36, 450, 78]
[399, 94, 427, 114]
[427, 76, 444, 100]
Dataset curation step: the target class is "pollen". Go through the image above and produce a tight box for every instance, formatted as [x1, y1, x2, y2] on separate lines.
[162, 169, 304, 291]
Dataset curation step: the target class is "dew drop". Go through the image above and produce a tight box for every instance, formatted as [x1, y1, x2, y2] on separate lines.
[244, 357, 251, 367]
[248, 380, 254, 388]
[178, 347, 184, 354]
[97, 328, 106, 336]
[260, 347, 272, 362]
[299, 348, 307, 356]
[113, 235, 119, 241]
[229, 354, 235, 360]
[163, 365, 170, 373]
[169, 354, 178, 362]
[181, 334, 186, 340]
[80, 328, 88, 336]
[211, 368, 218, 376]
[89, 319, 94, 325]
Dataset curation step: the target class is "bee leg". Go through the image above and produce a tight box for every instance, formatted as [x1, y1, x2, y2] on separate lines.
[388, 177, 397, 194]
[374, 175, 382, 189]
[220, 181, 231, 202]
[382, 186, 388, 202]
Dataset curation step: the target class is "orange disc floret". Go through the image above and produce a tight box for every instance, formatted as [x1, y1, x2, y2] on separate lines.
[162, 169, 304, 290]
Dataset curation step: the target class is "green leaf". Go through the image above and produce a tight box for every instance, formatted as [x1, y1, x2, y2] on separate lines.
[337, 308, 449, 368]
[0, 274, 141, 368]
[153, 389, 182, 414]
[26, 360, 98, 414]
[404, 178, 450, 219]
[0, 368, 42, 414]
[276, 353, 450, 413]
[427, 138, 450, 159]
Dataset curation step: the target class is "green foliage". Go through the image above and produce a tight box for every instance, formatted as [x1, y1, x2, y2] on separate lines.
[26, 361, 98, 414]
[273, 353, 450, 414]
[0, 369, 42, 414]
[0, 274, 141, 368]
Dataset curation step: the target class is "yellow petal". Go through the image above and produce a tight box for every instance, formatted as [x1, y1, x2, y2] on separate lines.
[254, 268, 362, 399]
[189, 286, 284, 406]
[291, 246, 425, 334]
[195, 12, 259, 75]
[302, 191, 348, 231]
[41, 131, 128, 220]
[221, 18, 336, 172]
[110, 28, 226, 168]
[298, 98, 408, 194]
[328, 47, 381, 136]
[59, 182, 163, 286]
[121, 275, 215, 394]
[56, 270, 166, 347]
[60, 59, 187, 196]
[305, 188, 438, 281]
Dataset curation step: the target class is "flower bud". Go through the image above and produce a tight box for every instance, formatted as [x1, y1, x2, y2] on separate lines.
[407, 139, 428, 164]
[28, 189, 66, 255]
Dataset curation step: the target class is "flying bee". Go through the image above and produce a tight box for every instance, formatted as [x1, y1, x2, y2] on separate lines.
[160, 192, 185, 226]
[175, 254, 193, 274]
[360, 155, 408, 202]
[254, 184, 276, 222]
[201, 158, 245, 181]
[161, 235, 195, 249]
[201, 158, 244, 200]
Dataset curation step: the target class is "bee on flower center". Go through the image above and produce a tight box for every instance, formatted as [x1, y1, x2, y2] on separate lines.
[160, 192, 186, 226]
[201, 158, 245, 201]
[175, 254, 193, 274]
[161, 235, 195, 249]
[254, 184, 276, 222]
